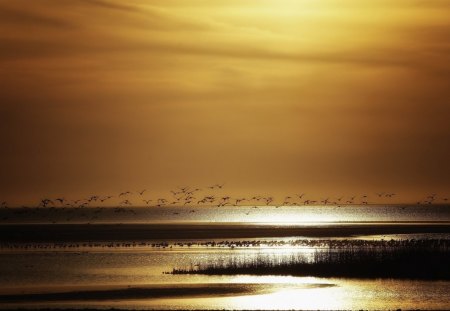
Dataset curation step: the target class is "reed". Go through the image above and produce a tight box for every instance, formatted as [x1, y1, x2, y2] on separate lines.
[171, 243, 450, 279]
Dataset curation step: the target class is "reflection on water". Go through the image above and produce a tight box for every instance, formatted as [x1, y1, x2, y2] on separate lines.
[1, 204, 449, 310]
[2, 277, 449, 310]
[0, 249, 319, 288]
[207, 278, 450, 310]
[1, 244, 450, 310]
[227, 283, 347, 310]
[1, 205, 450, 224]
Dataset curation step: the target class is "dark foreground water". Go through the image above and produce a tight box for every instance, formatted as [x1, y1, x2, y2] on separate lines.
[0, 205, 449, 310]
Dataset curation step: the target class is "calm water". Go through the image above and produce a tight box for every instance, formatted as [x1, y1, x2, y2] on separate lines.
[0, 247, 449, 310]
[1, 204, 450, 224]
[1, 205, 449, 310]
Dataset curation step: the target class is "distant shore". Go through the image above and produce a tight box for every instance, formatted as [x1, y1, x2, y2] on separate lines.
[1, 223, 449, 242]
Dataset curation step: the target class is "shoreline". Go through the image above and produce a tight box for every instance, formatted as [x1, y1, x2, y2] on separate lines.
[0, 283, 271, 303]
[1, 223, 449, 242]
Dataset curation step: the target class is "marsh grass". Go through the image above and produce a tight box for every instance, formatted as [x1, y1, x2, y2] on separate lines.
[171, 239, 450, 279]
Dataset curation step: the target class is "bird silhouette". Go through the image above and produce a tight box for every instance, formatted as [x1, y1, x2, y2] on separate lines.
[321, 198, 330, 205]
[208, 183, 225, 190]
[40, 199, 53, 208]
[234, 198, 246, 206]
[178, 186, 190, 193]
[156, 198, 168, 207]
[88, 196, 99, 202]
[170, 190, 181, 197]
[100, 196, 113, 202]
[264, 197, 273, 205]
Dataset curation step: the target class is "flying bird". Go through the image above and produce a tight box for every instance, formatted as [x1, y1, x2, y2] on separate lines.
[100, 196, 113, 202]
[208, 183, 225, 190]
[156, 198, 168, 207]
[40, 199, 54, 207]
[170, 190, 180, 197]
[321, 198, 330, 205]
[88, 196, 99, 202]
[264, 197, 274, 205]
[235, 198, 246, 205]
[178, 186, 190, 193]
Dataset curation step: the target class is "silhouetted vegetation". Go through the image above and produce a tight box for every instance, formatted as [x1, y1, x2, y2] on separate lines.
[171, 241, 450, 280]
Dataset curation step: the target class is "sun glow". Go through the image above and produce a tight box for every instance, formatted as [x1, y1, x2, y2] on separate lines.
[228, 282, 346, 310]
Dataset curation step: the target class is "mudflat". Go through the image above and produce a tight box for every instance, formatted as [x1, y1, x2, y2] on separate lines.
[1, 223, 449, 242]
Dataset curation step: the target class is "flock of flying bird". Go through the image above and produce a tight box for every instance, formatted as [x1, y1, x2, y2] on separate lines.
[0, 184, 448, 210]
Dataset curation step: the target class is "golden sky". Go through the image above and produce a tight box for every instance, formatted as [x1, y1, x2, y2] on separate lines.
[1, 0, 449, 204]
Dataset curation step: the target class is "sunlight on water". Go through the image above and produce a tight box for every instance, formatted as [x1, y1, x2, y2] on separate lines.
[1, 246, 450, 310]
[229, 275, 324, 284]
[2, 205, 450, 224]
[1, 205, 449, 310]
[228, 285, 346, 310]
[132, 278, 450, 310]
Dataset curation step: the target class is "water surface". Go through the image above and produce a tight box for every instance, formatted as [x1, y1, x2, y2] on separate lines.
[1, 204, 449, 224]
[1, 205, 449, 310]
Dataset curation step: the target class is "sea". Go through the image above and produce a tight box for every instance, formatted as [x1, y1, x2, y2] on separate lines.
[0, 205, 449, 310]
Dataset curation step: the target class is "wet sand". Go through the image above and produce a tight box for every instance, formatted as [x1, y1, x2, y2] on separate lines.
[0, 283, 273, 303]
[1, 223, 449, 242]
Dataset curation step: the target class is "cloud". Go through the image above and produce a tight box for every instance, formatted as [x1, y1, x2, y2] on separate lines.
[0, 4, 74, 28]
[0, 0, 448, 79]
[82, 0, 141, 12]
[0, 0, 449, 203]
